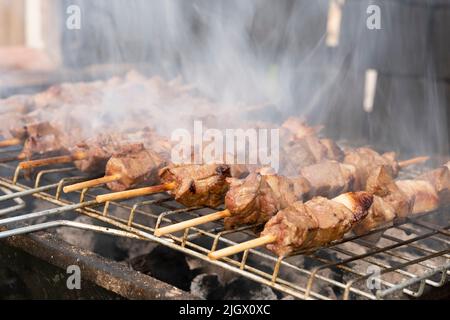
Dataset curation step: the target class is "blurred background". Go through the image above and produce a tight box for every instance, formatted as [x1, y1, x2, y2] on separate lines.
[0, 0, 448, 156]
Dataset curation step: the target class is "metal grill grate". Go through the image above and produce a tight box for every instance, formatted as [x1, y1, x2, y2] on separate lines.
[0, 156, 448, 300]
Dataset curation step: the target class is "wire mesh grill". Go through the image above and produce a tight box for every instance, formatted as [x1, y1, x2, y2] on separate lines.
[0, 156, 448, 300]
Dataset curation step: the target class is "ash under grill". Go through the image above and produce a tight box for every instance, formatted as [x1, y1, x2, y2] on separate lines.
[0, 150, 448, 300]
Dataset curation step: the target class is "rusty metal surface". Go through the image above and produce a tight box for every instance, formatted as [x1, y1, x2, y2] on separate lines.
[0, 227, 198, 300]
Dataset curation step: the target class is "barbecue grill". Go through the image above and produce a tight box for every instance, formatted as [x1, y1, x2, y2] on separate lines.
[1, 0, 450, 301]
[0, 150, 448, 300]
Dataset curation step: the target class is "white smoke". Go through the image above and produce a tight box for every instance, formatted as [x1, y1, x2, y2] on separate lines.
[3, 0, 449, 156]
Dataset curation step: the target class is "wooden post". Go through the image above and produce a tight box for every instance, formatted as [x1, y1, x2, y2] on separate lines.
[0, 0, 25, 45]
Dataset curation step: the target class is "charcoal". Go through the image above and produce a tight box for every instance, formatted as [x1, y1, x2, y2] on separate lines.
[115, 237, 157, 260]
[190, 273, 225, 300]
[128, 245, 192, 291]
[222, 278, 277, 300]
[186, 256, 240, 284]
[357, 232, 383, 244]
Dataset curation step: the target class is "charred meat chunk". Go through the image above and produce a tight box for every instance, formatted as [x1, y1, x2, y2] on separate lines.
[224, 172, 311, 229]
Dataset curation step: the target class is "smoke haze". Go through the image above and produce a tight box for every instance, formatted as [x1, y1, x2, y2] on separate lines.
[5, 0, 450, 156]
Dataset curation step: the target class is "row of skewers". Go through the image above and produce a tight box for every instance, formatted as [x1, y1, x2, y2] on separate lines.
[0, 75, 443, 261]
[209, 161, 450, 259]
[0, 104, 422, 207]
[0, 117, 436, 258]
[0, 71, 192, 162]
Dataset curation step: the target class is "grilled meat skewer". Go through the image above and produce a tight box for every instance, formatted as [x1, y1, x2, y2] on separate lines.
[149, 120, 423, 233]
[343, 148, 399, 190]
[208, 191, 374, 259]
[417, 162, 450, 206]
[0, 95, 38, 140]
[223, 170, 312, 229]
[0, 87, 426, 219]
[353, 162, 450, 235]
[17, 133, 124, 171]
[0, 85, 101, 157]
[352, 166, 414, 235]
[103, 143, 169, 191]
[63, 137, 248, 207]
[208, 161, 450, 259]
[158, 164, 239, 208]
[0, 121, 72, 163]
[8, 127, 169, 187]
[223, 150, 426, 230]
[63, 142, 170, 193]
[278, 117, 344, 174]
[155, 152, 427, 237]
[0, 72, 171, 160]
[96, 162, 250, 208]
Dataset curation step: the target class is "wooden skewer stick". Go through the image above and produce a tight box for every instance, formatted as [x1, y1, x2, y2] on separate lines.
[18, 151, 86, 170]
[63, 173, 122, 193]
[95, 182, 177, 203]
[398, 156, 429, 168]
[0, 153, 26, 163]
[154, 209, 232, 237]
[208, 235, 277, 260]
[0, 138, 22, 148]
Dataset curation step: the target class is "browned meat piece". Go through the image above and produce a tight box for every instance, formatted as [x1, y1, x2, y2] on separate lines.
[72, 128, 172, 174]
[0, 95, 36, 138]
[33, 85, 69, 109]
[320, 138, 345, 161]
[281, 137, 324, 175]
[280, 117, 343, 161]
[0, 95, 33, 115]
[261, 192, 373, 256]
[299, 160, 356, 198]
[127, 127, 172, 158]
[344, 147, 400, 190]
[280, 118, 344, 175]
[159, 164, 232, 208]
[33, 81, 104, 109]
[229, 163, 252, 179]
[280, 140, 317, 175]
[304, 136, 329, 163]
[218, 152, 254, 179]
[396, 180, 439, 214]
[366, 166, 413, 219]
[353, 166, 414, 235]
[71, 134, 125, 173]
[6, 111, 52, 141]
[418, 165, 450, 207]
[281, 135, 344, 176]
[223, 156, 361, 231]
[354, 163, 450, 236]
[105, 143, 167, 192]
[224, 172, 311, 229]
[281, 117, 321, 140]
[19, 122, 74, 159]
[353, 196, 397, 235]
[0, 113, 28, 139]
